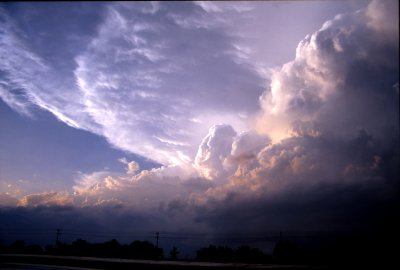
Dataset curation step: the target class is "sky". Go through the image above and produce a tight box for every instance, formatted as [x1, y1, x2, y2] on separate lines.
[0, 0, 399, 256]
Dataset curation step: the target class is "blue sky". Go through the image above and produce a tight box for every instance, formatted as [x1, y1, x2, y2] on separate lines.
[0, 1, 398, 252]
[0, 99, 157, 193]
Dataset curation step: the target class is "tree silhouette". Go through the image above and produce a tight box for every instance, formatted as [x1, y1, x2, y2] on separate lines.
[169, 246, 179, 260]
[235, 245, 265, 263]
[273, 239, 307, 264]
[128, 240, 163, 260]
[196, 245, 234, 263]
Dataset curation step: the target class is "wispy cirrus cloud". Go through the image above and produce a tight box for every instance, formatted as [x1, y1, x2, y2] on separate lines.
[0, 5, 97, 130]
[1, 2, 266, 165]
[0, 6, 49, 117]
[74, 2, 265, 164]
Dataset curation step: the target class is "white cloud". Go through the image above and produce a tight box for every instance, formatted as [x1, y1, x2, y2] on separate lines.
[191, 0, 398, 205]
[73, 2, 265, 165]
[258, 0, 399, 142]
[71, 163, 210, 211]
[0, 7, 48, 117]
[0, 6, 96, 131]
[2, 2, 367, 167]
[118, 157, 140, 174]
[73, 171, 116, 195]
[195, 1, 253, 14]
[194, 124, 237, 180]
[18, 192, 74, 207]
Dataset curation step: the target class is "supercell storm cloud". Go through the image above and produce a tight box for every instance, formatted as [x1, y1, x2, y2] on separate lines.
[0, 0, 398, 248]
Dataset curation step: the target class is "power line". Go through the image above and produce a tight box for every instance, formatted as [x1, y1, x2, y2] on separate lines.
[0, 229, 374, 244]
[155, 232, 159, 248]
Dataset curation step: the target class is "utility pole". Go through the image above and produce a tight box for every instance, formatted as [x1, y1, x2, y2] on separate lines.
[155, 232, 159, 248]
[55, 228, 61, 247]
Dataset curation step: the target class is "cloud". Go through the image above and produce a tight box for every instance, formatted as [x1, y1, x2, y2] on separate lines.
[193, 181, 399, 235]
[0, 193, 18, 207]
[4, 2, 381, 168]
[195, 1, 254, 14]
[193, 124, 271, 184]
[193, 0, 399, 203]
[71, 163, 212, 212]
[0, 1, 398, 243]
[0, 7, 49, 117]
[118, 157, 140, 174]
[366, 0, 399, 37]
[1, 2, 267, 166]
[73, 2, 265, 165]
[189, 0, 398, 232]
[0, 5, 98, 129]
[194, 124, 237, 180]
[258, 0, 399, 143]
[18, 192, 74, 207]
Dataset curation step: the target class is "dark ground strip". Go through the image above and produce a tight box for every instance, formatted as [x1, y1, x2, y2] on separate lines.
[0, 254, 326, 270]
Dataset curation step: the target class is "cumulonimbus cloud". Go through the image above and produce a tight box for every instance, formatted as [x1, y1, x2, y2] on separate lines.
[258, 0, 399, 142]
[0, 1, 398, 236]
[82, 0, 397, 218]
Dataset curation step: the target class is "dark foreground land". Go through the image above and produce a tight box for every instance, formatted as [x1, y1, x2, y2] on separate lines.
[1, 225, 399, 270]
[0, 254, 325, 270]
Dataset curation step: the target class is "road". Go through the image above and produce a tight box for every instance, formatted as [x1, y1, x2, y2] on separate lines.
[0, 263, 97, 270]
[0, 254, 325, 269]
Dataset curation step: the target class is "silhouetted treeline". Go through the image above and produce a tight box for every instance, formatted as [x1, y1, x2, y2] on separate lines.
[0, 239, 164, 260]
[272, 230, 398, 268]
[1, 229, 398, 268]
[194, 229, 398, 267]
[0, 240, 43, 255]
